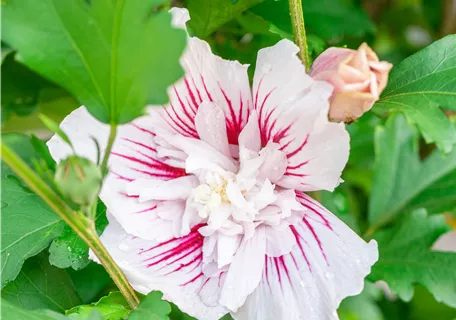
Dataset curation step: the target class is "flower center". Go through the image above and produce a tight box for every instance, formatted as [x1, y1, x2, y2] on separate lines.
[193, 174, 231, 216]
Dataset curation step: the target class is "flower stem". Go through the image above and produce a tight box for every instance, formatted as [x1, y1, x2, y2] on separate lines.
[101, 123, 118, 175]
[288, 0, 310, 69]
[1, 143, 140, 309]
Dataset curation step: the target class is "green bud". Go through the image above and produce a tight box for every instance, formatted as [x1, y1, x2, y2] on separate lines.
[55, 156, 102, 207]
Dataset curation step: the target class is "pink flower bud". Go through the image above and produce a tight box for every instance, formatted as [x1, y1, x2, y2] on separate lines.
[310, 43, 392, 123]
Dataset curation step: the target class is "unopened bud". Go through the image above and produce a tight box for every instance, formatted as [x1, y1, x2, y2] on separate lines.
[310, 43, 392, 123]
[55, 156, 102, 207]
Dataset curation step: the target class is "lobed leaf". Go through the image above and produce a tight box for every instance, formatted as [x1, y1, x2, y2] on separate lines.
[368, 114, 456, 230]
[369, 210, 456, 307]
[129, 291, 171, 320]
[66, 291, 129, 320]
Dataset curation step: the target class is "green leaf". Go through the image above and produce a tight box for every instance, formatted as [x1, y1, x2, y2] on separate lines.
[68, 263, 113, 304]
[188, 0, 264, 37]
[1, 298, 69, 320]
[374, 35, 456, 153]
[338, 282, 384, 320]
[66, 292, 129, 320]
[2, 0, 187, 124]
[251, 0, 375, 41]
[129, 291, 171, 320]
[1, 52, 53, 125]
[368, 114, 456, 230]
[1, 133, 63, 288]
[169, 303, 197, 320]
[2, 253, 82, 312]
[369, 209, 456, 307]
[49, 202, 108, 270]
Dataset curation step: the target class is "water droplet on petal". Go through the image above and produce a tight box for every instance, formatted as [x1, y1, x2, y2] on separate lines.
[118, 243, 129, 252]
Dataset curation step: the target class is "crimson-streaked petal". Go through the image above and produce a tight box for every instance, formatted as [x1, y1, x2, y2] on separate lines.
[154, 28, 252, 146]
[195, 101, 231, 157]
[233, 193, 378, 320]
[253, 39, 349, 192]
[95, 216, 228, 320]
[47, 107, 193, 241]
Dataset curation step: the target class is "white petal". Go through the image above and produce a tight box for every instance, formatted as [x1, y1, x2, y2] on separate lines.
[238, 111, 261, 152]
[169, 7, 190, 29]
[97, 216, 228, 320]
[168, 134, 237, 173]
[265, 226, 295, 257]
[153, 34, 252, 147]
[195, 101, 231, 157]
[233, 193, 378, 320]
[432, 231, 456, 252]
[127, 176, 198, 202]
[47, 107, 109, 163]
[253, 39, 349, 192]
[219, 226, 266, 311]
[257, 142, 287, 183]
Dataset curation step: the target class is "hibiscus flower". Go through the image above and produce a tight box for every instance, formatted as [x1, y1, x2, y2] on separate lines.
[48, 8, 378, 320]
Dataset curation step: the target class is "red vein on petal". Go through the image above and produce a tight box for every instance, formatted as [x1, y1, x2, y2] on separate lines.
[201, 75, 213, 102]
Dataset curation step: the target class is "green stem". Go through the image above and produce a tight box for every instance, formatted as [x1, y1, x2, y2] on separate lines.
[1, 143, 140, 309]
[288, 0, 310, 69]
[100, 124, 118, 175]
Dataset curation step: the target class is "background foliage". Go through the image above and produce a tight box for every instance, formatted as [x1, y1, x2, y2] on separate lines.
[1, 0, 456, 319]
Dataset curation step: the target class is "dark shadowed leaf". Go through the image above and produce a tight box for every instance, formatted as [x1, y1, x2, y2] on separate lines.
[188, 0, 264, 37]
[2, 253, 82, 312]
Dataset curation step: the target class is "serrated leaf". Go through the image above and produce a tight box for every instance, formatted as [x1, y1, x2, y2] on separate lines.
[368, 209, 456, 307]
[368, 114, 456, 230]
[1, 133, 63, 288]
[2, 0, 186, 124]
[66, 292, 129, 320]
[373, 35, 456, 152]
[188, 0, 264, 37]
[1, 299, 70, 320]
[49, 202, 108, 270]
[2, 253, 82, 312]
[129, 291, 171, 320]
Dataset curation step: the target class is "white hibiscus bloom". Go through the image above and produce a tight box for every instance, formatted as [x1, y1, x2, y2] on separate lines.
[48, 8, 378, 320]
